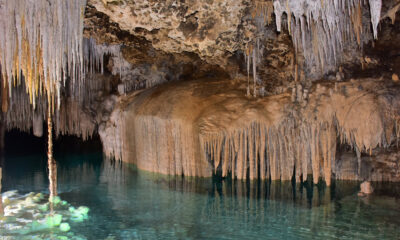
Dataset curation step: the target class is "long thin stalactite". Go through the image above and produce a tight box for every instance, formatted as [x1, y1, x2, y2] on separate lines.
[47, 105, 57, 209]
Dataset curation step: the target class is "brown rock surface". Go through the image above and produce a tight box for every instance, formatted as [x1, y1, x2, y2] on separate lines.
[87, 0, 249, 65]
[336, 147, 400, 182]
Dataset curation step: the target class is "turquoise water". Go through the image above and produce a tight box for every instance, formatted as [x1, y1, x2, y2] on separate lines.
[1, 134, 400, 239]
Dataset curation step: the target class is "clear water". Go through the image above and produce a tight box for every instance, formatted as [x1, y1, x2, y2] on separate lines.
[1, 134, 400, 239]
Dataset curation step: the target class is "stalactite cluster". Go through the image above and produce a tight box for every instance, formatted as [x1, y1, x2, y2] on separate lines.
[104, 78, 400, 185]
[200, 81, 400, 185]
[2, 37, 126, 139]
[272, 0, 382, 71]
[201, 119, 337, 185]
[83, 38, 121, 76]
[248, 0, 382, 79]
[0, 0, 87, 109]
[3, 78, 97, 140]
[4, 82, 47, 135]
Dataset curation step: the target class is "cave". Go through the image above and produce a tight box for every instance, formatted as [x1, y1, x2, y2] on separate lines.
[1, 0, 400, 239]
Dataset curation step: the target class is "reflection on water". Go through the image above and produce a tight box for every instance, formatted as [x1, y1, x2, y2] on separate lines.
[1, 140, 400, 239]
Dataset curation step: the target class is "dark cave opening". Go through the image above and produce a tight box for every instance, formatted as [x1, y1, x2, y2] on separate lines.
[3, 129, 103, 157]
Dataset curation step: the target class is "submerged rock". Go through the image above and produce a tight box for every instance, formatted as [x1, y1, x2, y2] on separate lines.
[359, 181, 374, 196]
[60, 222, 71, 232]
[0, 191, 90, 238]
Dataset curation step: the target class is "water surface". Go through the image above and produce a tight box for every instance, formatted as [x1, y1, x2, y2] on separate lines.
[1, 133, 400, 239]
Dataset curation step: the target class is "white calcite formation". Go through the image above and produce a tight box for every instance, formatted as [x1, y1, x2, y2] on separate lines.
[83, 38, 122, 75]
[0, 0, 87, 108]
[273, 0, 382, 72]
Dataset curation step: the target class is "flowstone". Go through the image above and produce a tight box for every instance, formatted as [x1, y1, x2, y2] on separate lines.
[101, 77, 400, 185]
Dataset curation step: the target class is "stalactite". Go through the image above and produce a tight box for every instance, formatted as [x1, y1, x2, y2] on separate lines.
[0, 0, 87, 109]
[270, 0, 382, 71]
[246, 45, 252, 97]
[0, 114, 4, 154]
[83, 38, 122, 76]
[0, 130, 4, 216]
[4, 78, 96, 140]
[252, 49, 257, 97]
[369, 0, 382, 39]
[0, 1, 103, 145]
[47, 104, 57, 214]
[2, 39, 118, 140]
[197, 118, 342, 184]
[0, 162, 3, 216]
[1, 80, 8, 113]
[55, 99, 96, 141]
[47, 105, 57, 209]
[254, 0, 274, 25]
[32, 111, 43, 137]
[108, 77, 400, 186]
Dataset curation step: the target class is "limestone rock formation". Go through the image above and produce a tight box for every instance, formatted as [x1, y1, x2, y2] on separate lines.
[87, 0, 249, 66]
[99, 77, 400, 185]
